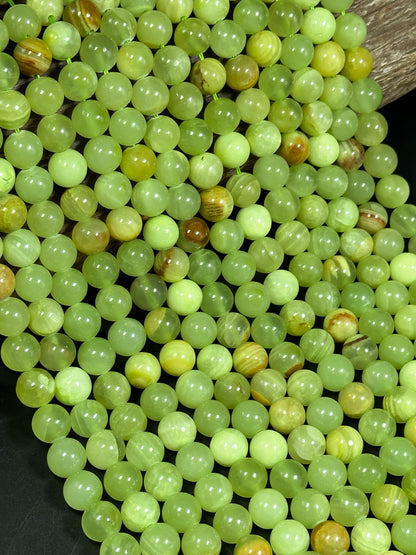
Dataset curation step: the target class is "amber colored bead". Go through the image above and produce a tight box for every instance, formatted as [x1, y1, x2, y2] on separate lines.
[234, 534, 273, 555]
[311, 520, 350, 555]
[225, 54, 259, 91]
[278, 131, 310, 165]
[357, 203, 388, 235]
[336, 138, 365, 171]
[63, 0, 101, 37]
[233, 342, 268, 378]
[179, 217, 210, 250]
[0, 264, 15, 301]
[13, 38, 52, 77]
[342, 46, 373, 81]
[324, 308, 359, 343]
[199, 186, 234, 222]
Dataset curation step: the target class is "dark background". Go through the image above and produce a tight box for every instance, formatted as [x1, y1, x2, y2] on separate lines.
[1, 89, 416, 555]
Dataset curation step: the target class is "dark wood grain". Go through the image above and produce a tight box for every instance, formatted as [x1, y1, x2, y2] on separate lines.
[353, 0, 416, 106]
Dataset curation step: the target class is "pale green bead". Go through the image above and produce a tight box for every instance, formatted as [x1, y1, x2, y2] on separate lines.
[158, 411, 196, 451]
[351, 518, 391, 555]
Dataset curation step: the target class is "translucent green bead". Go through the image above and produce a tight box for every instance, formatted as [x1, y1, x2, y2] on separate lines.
[37, 113, 76, 153]
[95, 71, 132, 111]
[162, 492, 202, 534]
[308, 454, 347, 495]
[333, 12, 367, 49]
[140, 523, 180, 555]
[2, 229, 41, 268]
[210, 19, 246, 58]
[82, 500, 122, 542]
[48, 149, 88, 188]
[231, 400, 269, 439]
[58, 61, 98, 102]
[100, 7, 136, 45]
[143, 461, 182, 502]
[370, 483, 409, 524]
[100, 532, 141, 555]
[70, 399, 108, 438]
[175, 370, 214, 409]
[54, 366, 92, 406]
[0, 52, 20, 92]
[136, 9, 173, 48]
[79, 32, 118, 73]
[4, 130, 43, 170]
[0, 296, 30, 337]
[194, 472, 233, 514]
[32, 403, 71, 443]
[270, 520, 309, 555]
[173, 17, 210, 55]
[38, 333, 76, 372]
[104, 461, 143, 502]
[287, 424, 326, 464]
[358, 407, 396, 447]
[268, 0, 303, 37]
[249, 429, 288, 468]
[181, 523, 221, 555]
[43, 21, 81, 60]
[63, 470, 103, 511]
[47, 437, 87, 478]
[269, 459, 308, 498]
[0, 90, 31, 129]
[228, 457, 268, 498]
[251, 313, 286, 349]
[235, 281, 270, 318]
[329, 486, 369, 527]
[1, 332, 40, 372]
[347, 453, 387, 493]
[349, 77, 383, 113]
[209, 219, 245, 254]
[200, 282, 234, 317]
[3, 4, 41, 43]
[158, 411, 196, 451]
[304, 281, 340, 317]
[175, 441, 214, 482]
[291, 488, 330, 529]
[351, 518, 391, 555]
[221, 251, 256, 286]
[82, 252, 119, 289]
[86, 430, 125, 471]
[152, 45, 191, 86]
[213, 503, 252, 544]
[299, 328, 335, 364]
[126, 431, 164, 471]
[63, 302, 102, 342]
[15, 166, 53, 204]
[391, 515, 416, 554]
[15, 264, 53, 302]
[193, 399, 230, 437]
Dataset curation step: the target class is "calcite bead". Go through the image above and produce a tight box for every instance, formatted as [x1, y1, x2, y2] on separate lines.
[234, 534, 273, 555]
[63, 0, 101, 37]
[13, 38, 52, 76]
[336, 138, 365, 171]
[0, 263, 15, 301]
[311, 520, 350, 555]
[177, 217, 210, 252]
[199, 186, 234, 222]
[278, 131, 310, 165]
[324, 308, 359, 343]
[233, 342, 268, 378]
[225, 54, 259, 91]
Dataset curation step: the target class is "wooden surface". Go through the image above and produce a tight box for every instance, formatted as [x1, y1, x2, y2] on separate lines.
[353, 0, 416, 106]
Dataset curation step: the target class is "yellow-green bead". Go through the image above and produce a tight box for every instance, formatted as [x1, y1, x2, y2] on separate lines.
[125, 352, 161, 388]
[0, 90, 31, 129]
[159, 340, 195, 377]
[326, 425, 363, 463]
